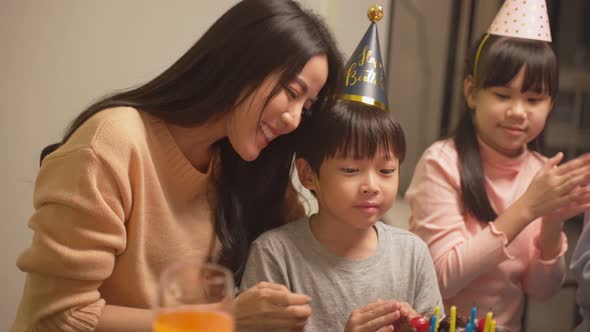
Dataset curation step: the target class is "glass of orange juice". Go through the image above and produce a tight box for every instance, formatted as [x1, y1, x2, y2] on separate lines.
[153, 261, 235, 332]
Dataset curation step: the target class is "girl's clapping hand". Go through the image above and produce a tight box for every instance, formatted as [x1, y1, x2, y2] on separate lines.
[520, 152, 590, 222]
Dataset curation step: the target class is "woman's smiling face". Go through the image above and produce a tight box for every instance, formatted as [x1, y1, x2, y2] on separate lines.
[227, 54, 329, 161]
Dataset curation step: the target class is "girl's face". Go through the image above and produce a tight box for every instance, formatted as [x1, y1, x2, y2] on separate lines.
[301, 149, 399, 231]
[227, 55, 328, 161]
[465, 67, 553, 158]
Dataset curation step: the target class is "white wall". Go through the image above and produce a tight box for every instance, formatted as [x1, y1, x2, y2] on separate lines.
[386, 0, 454, 193]
[303, 0, 391, 61]
[0, 1, 389, 330]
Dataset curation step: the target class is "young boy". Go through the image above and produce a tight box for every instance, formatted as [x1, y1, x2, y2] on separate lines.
[240, 8, 442, 331]
[239, 100, 443, 332]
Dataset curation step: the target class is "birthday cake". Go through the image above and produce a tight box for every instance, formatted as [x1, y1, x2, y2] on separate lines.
[399, 316, 512, 332]
[397, 315, 470, 332]
[437, 315, 469, 332]
[398, 308, 512, 332]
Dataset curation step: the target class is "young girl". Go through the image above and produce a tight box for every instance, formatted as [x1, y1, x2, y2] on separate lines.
[240, 99, 443, 332]
[11, 1, 343, 331]
[405, 2, 590, 331]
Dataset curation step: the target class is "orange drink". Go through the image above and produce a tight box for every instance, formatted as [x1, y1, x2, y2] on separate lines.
[153, 310, 234, 332]
[154, 262, 234, 332]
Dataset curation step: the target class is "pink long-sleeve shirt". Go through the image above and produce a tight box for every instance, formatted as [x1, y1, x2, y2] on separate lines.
[406, 138, 567, 332]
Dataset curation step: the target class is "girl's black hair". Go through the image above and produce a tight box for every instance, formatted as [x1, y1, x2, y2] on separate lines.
[453, 34, 558, 222]
[298, 99, 406, 173]
[39, 0, 344, 281]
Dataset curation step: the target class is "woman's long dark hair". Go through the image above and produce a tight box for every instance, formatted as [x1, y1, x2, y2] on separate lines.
[453, 34, 558, 222]
[298, 100, 406, 173]
[40, 0, 344, 281]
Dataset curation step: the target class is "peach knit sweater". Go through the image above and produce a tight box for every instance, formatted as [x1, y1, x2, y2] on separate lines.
[406, 138, 567, 332]
[12, 107, 221, 332]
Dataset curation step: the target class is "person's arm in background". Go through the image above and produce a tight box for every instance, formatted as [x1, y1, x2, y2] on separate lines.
[571, 212, 590, 326]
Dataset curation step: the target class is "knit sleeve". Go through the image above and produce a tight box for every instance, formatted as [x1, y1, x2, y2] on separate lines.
[406, 145, 512, 299]
[11, 147, 127, 332]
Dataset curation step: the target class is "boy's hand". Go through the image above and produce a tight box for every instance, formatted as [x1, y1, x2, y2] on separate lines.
[344, 299, 403, 332]
[392, 302, 420, 331]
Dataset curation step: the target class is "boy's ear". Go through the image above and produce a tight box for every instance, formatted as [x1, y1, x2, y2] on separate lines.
[464, 75, 476, 109]
[295, 158, 316, 191]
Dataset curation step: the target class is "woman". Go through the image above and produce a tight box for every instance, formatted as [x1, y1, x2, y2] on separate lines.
[11, 1, 343, 331]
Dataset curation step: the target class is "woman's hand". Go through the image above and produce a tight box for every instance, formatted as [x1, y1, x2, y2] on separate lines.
[520, 153, 590, 221]
[344, 299, 404, 332]
[234, 281, 311, 331]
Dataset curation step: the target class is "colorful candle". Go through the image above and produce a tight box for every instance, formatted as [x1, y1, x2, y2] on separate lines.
[450, 306, 456, 332]
[483, 312, 493, 332]
[470, 306, 477, 324]
[434, 305, 440, 332]
[429, 315, 437, 332]
[490, 319, 496, 332]
[465, 322, 474, 332]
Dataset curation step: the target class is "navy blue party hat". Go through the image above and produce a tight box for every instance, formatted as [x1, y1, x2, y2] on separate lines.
[339, 5, 388, 111]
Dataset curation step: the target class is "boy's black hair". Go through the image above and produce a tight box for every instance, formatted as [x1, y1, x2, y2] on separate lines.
[297, 99, 406, 175]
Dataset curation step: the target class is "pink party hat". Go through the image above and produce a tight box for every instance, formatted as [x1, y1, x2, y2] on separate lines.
[487, 0, 551, 42]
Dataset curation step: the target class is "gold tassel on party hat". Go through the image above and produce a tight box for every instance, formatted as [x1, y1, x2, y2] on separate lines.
[338, 5, 389, 112]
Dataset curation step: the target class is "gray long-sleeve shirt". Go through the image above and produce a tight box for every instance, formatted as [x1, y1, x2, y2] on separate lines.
[240, 218, 443, 332]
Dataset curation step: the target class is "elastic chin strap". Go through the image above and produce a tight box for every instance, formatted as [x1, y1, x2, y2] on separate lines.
[312, 173, 321, 195]
[473, 33, 491, 82]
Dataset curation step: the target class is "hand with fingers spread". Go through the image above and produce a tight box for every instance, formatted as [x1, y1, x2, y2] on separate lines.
[518, 153, 590, 260]
[344, 299, 405, 332]
[234, 281, 311, 331]
[519, 152, 590, 222]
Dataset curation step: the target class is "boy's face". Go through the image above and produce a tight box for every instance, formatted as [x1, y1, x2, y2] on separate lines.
[307, 149, 399, 230]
